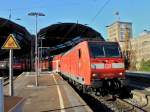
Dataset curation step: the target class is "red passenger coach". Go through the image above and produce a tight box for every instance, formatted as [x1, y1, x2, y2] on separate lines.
[58, 40, 129, 96]
[40, 59, 49, 71]
[52, 54, 62, 72]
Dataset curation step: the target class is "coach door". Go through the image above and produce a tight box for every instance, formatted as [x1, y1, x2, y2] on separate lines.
[78, 49, 82, 83]
[55, 60, 60, 72]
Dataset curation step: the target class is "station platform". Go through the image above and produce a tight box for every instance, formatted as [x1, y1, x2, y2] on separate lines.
[4, 72, 92, 112]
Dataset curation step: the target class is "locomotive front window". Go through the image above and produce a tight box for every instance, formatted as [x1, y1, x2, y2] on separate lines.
[89, 44, 105, 58]
[104, 44, 120, 57]
[89, 42, 121, 58]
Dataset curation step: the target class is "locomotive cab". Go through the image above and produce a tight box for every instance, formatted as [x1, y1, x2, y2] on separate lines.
[89, 41, 125, 79]
[88, 41, 127, 95]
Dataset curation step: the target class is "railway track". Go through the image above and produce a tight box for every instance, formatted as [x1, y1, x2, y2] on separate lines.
[90, 93, 149, 112]
[60, 72, 150, 111]
[117, 98, 147, 112]
[67, 79, 148, 112]
[3, 76, 18, 86]
[3, 77, 9, 86]
[1, 71, 23, 86]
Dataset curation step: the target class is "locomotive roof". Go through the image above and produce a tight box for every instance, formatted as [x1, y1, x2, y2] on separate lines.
[62, 40, 119, 57]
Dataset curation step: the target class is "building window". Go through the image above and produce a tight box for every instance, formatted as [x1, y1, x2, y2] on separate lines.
[120, 32, 125, 41]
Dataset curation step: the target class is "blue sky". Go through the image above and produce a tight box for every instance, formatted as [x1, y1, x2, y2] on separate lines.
[0, 0, 150, 39]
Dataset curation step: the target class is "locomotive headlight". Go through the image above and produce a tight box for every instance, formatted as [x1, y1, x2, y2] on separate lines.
[92, 73, 96, 77]
[1, 64, 4, 67]
[92, 73, 99, 78]
[119, 72, 123, 76]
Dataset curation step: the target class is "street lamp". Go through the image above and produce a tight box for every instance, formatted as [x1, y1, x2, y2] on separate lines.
[38, 37, 45, 72]
[15, 18, 21, 21]
[39, 37, 45, 59]
[28, 12, 45, 86]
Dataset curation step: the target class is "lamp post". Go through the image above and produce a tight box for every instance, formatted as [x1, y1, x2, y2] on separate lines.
[40, 37, 45, 60]
[38, 37, 45, 72]
[28, 12, 45, 86]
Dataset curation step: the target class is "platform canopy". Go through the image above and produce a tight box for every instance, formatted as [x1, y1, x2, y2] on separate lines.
[0, 18, 32, 59]
[38, 23, 104, 55]
[0, 18, 31, 40]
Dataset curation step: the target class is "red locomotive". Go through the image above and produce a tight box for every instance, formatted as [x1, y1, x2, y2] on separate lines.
[52, 40, 130, 97]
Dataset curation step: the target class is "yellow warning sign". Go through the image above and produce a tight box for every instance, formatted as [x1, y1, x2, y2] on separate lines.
[1, 34, 21, 49]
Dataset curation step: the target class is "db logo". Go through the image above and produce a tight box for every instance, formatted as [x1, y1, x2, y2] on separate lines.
[105, 63, 111, 69]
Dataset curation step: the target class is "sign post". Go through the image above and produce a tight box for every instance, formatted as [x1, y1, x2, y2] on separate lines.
[9, 49, 13, 96]
[0, 77, 4, 112]
[1, 34, 21, 96]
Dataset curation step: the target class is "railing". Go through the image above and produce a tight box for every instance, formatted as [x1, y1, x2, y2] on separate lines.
[125, 71, 150, 78]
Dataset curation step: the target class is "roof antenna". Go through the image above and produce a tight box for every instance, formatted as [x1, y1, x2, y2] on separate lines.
[9, 9, 12, 20]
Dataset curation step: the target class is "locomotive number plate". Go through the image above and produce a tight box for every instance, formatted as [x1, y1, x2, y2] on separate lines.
[105, 63, 111, 69]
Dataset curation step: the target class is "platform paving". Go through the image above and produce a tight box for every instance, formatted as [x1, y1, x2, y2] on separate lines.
[4, 72, 92, 112]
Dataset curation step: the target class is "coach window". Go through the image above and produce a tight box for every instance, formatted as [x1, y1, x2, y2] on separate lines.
[78, 49, 81, 59]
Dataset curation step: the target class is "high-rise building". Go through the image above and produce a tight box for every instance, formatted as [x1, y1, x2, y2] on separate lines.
[107, 21, 132, 50]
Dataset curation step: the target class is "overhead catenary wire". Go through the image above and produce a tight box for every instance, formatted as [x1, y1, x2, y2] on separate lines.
[55, 0, 111, 44]
[50, 0, 112, 50]
[90, 0, 111, 24]
[77, 0, 111, 41]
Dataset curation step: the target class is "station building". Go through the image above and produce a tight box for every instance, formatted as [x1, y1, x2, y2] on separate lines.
[107, 21, 132, 51]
